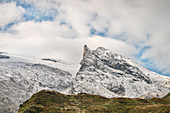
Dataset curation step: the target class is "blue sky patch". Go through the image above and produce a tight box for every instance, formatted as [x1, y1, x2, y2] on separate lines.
[1, 0, 58, 30]
[90, 28, 108, 37]
[0, 22, 15, 31]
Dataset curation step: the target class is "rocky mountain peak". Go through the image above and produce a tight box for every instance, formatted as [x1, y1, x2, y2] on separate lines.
[73, 45, 170, 98]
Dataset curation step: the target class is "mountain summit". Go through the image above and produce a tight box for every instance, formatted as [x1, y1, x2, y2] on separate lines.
[72, 45, 170, 98]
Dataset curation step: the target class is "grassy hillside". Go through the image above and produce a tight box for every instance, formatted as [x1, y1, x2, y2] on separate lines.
[18, 90, 170, 113]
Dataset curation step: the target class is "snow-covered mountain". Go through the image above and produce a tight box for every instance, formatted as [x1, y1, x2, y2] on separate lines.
[0, 53, 75, 113]
[72, 45, 170, 98]
[0, 45, 170, 113]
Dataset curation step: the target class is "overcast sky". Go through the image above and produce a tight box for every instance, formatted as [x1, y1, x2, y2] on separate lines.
[0, 0, 170, 76]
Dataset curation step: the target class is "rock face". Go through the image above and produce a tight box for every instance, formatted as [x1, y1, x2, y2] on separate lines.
[72, 45, 170, 98]
[0, 55, 10, 59]
[0, 55, 72, 113]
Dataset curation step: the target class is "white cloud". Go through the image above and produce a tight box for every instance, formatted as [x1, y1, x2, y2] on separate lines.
[0, 0, 170, 75]
[0, 21, 137, 63]
[0, 2, 25, 28]
[8, 21, 77, 38]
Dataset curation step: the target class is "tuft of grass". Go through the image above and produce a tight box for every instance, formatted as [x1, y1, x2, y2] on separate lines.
[18, 90, 170, 113]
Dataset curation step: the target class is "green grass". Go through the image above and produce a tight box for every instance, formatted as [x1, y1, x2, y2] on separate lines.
[18, 90, 170, 113]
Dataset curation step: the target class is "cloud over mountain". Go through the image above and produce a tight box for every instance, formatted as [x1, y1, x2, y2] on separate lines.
[0, 0, 170, 76]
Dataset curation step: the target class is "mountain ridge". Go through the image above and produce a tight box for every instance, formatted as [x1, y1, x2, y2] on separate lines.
[0, 45, 170, 112]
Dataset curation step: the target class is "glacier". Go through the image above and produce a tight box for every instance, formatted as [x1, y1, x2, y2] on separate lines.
[0, 53, 74, 113]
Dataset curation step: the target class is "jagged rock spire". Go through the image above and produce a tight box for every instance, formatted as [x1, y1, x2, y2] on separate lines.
[83, 45, 87, 55]
[82, 45, 88, 64]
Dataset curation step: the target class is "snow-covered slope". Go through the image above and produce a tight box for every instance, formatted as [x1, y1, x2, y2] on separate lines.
[0, 53, 74, 113]
[0, 52, 80, 76]
[40, 58, 80, 77]
[72, 45, 170, 98]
